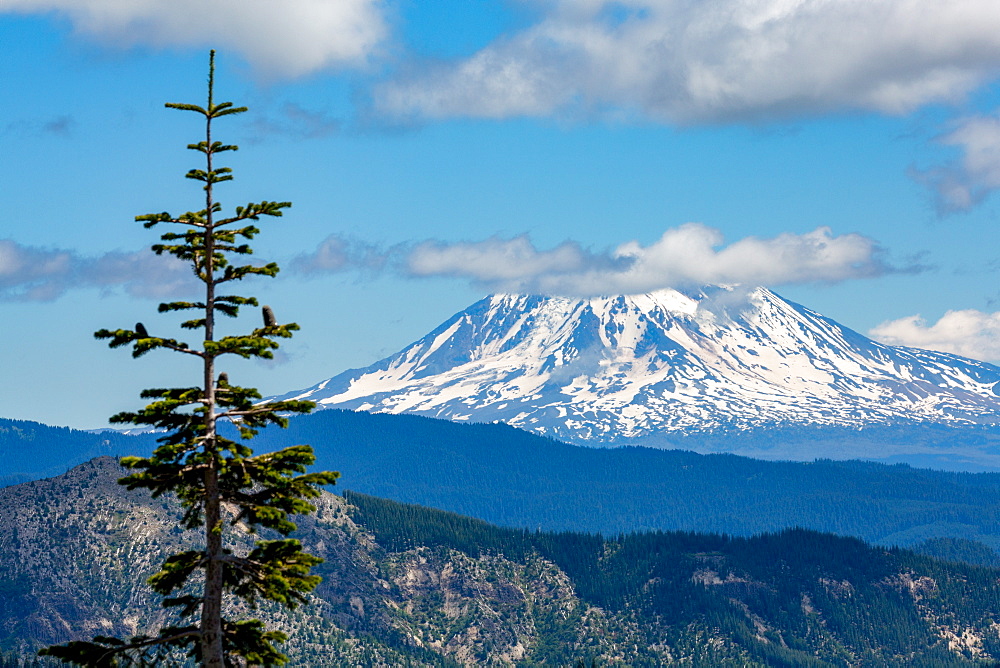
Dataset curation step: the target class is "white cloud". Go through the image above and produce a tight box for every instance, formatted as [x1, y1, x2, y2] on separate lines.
[86, 249, 196, 299]
[3, 0, 388, 77]
[376, 0, 1000, 123]
[292, 235, 390, 274]
[869, 310, 1000, 362]
[0, 240, 74, 301]
[298, 224, 906, 296]
[407, 225, 895, 295]
[0, 239, 194, 301]
[407, 237, 617, 283]
[912, 113, 1000, 212]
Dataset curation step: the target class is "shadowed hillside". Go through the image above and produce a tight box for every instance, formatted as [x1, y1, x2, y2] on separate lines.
[4, 457, 1000, 665]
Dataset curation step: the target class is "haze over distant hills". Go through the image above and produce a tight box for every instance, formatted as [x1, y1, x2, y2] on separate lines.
[9, 410, 1000, 548]
[272, 286, 1000, 464]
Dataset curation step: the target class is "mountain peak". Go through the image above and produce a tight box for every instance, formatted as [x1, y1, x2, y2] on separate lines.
[273, 287, 1000, 444]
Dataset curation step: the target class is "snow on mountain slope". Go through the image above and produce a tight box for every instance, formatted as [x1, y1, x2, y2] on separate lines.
[271, 286, 1000, 445]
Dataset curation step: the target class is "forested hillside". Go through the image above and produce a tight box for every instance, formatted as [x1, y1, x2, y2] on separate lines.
[244, 410, 1000, 551]
[7, 411, 1000, 557]
[0, 418, 155, 487]
[3, 457, 1000, 666]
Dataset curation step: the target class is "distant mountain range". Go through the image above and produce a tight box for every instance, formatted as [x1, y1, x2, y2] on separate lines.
[271, 286, 1000, 463]
[9, 411, 1000, 551]
[4, 456, 1000, 666]
[0, 418, 155, 487]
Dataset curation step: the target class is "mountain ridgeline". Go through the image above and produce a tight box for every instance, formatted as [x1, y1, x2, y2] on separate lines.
[0, 418, 157, 488]
[9, 412, 1000, 557]
[4, 457, 1000, 666]
[240, 410, 1000, 553]
[271, 287, 1000, 465]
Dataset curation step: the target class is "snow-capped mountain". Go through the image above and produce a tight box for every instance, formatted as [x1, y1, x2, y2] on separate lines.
[272, 286, 1000, 447]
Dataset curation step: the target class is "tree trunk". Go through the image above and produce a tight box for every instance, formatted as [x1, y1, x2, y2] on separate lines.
[200, 60, 225, 667]
[201, 461, 224, 667]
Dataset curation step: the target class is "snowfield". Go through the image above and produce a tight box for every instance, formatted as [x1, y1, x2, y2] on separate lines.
[270, 286, 1000, 444]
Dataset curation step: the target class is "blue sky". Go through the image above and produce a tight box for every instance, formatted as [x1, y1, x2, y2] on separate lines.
[5, 0, 1000, 428]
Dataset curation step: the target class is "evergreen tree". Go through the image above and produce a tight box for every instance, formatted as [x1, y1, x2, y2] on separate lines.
[40, 51, 337, 667]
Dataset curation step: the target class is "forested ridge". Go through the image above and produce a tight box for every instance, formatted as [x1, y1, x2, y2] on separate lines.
[347, 491, 1000, 665]
[7, 411, 1000, 557]
[4, 458, 1000, 665]
[0, 419, 156, 487]
[233, 410, 1000, 551]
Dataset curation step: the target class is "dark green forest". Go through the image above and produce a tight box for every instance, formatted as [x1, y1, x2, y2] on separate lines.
[347, 491, 1000, 666]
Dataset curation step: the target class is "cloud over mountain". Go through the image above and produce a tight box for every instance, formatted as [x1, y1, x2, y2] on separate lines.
[376, 0, 1000, 123]
[296, 224, 907, 296]
[869, 309, 1000, 363]
[2, 0, 388, 77]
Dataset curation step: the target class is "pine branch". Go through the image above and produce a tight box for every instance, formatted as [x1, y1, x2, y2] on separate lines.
[95, 327, 200, 359]
[39, 628, 200, 667]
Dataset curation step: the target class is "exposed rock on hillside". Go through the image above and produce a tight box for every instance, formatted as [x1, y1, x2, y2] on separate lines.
[4, 457, 1000, 666]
